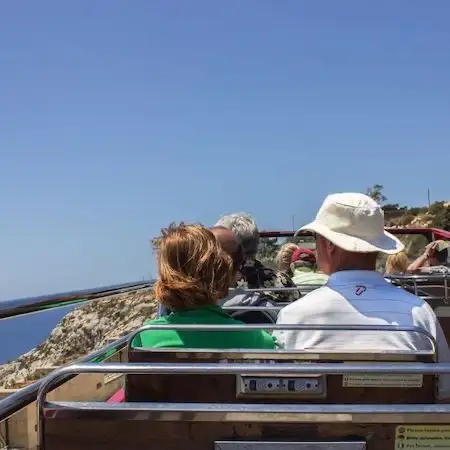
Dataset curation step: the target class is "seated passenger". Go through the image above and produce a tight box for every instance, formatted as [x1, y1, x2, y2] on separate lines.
[407, 240, 450, 274]
[215, 213, 299, 302]
[132, 223, 276, 349]
[274, 193, 450, 399]
[156, 225, 244, 318]
[385, 251, 409, 275]
[275, 243, 299, 277]
[210, 226, 245, 278]
[212, 226, 278, 323]
[290, 246, 328, 287]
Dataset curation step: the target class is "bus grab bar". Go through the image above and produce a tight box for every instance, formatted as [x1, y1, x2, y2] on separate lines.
[127, 323, 437, 356]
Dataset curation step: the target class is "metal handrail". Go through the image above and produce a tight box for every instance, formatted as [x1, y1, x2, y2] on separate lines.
[36, 360, 450, 442]
[388, 274, 449, 301]
[39, 401, 450, 424]
[37, 360, 450, 411]
[222, 306, 284, 311]
[388, 274, 450, 281]
[236, 286, 323, 293]
[128, 323, 437, 355]
[0, 329, 132, 422]
[0, 280, 153, 320]
[2, 274, 448, 322]
[259, 227, 450, 239]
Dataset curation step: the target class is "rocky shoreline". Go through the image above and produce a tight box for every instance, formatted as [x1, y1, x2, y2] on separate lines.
[0, 288, 157, 388]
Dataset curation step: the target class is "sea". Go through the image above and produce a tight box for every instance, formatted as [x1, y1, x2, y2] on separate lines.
[0, 305, 77, 365]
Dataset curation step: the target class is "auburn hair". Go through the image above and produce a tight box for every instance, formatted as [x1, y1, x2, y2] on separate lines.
[154, 223, 233, 310]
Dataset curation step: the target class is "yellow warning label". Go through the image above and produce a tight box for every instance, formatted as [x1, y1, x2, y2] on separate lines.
[395, 425, 450, 449]
[342, 373, 423, 388]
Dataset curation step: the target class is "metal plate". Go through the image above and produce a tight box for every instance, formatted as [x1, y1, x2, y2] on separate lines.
[215, 441, 366, 450]
[237, 375, 326, 398]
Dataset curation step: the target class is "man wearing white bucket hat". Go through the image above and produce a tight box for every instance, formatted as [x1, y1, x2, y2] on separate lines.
[274, 193, 450, 399]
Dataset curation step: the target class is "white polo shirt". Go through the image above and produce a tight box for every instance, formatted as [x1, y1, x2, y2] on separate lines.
[274, 270, 450, 398]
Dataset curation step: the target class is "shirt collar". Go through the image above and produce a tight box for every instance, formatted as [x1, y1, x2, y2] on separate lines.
[327, 270, 387, 286]
[170, 304, 231, 319]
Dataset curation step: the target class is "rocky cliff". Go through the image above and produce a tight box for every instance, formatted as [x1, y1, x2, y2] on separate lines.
[0, 288, 157, 388]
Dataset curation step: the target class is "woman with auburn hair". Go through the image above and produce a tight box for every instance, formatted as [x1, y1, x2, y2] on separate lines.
[132, 223, 276, 349]
[385, 251, 409, 275]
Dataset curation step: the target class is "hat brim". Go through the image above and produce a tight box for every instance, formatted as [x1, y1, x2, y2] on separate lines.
[436, 240, 450, 252]
[295, 221, 405, 255]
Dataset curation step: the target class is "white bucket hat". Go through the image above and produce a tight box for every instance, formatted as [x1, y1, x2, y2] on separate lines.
[296, 193, 404, 254]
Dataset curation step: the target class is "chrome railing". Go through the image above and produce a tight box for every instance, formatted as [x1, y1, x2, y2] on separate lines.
[388, 273, 450, 302]
[0, 280, 153, 320]
[0, 330, 132, 422]
[0, 280, 154, 422]
[128, 323, 438, 354]
[37, 361, 450, 435]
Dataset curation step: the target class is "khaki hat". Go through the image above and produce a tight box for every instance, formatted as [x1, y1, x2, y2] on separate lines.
[296, 192, 404, 255]
[434, 240, 450, 253]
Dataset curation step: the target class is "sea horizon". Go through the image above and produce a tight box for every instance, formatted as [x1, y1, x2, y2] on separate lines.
[0, 305, 77, 365]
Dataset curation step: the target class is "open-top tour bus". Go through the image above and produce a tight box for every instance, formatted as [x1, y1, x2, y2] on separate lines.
[0, 227, 449, 450]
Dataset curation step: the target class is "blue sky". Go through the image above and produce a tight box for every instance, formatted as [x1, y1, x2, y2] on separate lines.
[0, 0, 449, 300]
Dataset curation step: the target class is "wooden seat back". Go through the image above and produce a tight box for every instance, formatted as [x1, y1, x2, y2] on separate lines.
[41, 349, 440, 450]
[126, 348, 436, 404]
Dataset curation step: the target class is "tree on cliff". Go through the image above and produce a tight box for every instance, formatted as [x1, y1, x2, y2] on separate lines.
[366, 184, 387, 204]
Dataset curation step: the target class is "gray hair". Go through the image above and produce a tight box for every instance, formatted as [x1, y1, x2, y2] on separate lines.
[215, 213, 260, 259]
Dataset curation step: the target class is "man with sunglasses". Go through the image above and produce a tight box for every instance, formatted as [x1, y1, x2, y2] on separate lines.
[215, 213, 299, 303]
[212, 226, 278, 323]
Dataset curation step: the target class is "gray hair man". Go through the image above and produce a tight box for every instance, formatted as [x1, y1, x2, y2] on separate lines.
[274, 192, 450, 400]
[215, 213, 298, 302]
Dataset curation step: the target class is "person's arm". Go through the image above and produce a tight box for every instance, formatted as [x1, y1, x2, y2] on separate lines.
[407, 242, 437, 272]
[272, 305, 289, 347]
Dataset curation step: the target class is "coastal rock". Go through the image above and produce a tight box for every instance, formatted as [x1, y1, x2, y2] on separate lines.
[0, 288, 157, 388]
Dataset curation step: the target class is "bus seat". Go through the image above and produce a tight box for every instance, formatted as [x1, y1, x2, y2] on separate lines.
[125, 347, 436, 404]
[40, 350, 442, 450]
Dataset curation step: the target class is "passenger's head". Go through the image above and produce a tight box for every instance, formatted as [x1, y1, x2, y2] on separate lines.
[385, 251, 409, 274]
[429, 240, 450, 266]
[154, 223, 233, 310]
[291, 246, 317, 271]
[296, 193, 405, 275]
[210, 226, 244, 276]
[275, 243, 299, 273]
[214, 213, 260, 260]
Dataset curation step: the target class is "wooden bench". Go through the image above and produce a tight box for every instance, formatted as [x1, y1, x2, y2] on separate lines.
[40, 346, 442, 450]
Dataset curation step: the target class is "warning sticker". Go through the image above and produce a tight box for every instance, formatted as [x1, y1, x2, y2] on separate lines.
[395, 425, 450, 449]
[342, 373, 423, 388]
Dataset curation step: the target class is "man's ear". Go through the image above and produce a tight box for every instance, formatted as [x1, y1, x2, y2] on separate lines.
[327, 241, 338, 255]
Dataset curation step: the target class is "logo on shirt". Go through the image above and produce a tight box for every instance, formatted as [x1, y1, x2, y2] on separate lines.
[355, 285, 367, 296]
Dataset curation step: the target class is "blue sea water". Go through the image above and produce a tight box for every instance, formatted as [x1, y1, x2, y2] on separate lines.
[0, 305, 77, 364]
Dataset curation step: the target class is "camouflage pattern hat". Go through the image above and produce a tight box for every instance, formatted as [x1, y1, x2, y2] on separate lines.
[435, 240, 450, 253]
